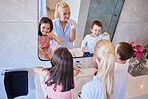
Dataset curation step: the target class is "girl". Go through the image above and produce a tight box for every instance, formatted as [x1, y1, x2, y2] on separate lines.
[34, 47, 79, 99]
[38, 17, 63, 60]
[81, 39, 115, 99]
[52, 2, 77, 49]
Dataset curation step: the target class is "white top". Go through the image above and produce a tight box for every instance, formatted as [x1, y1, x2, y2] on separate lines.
[114, 59, 129, 72]
[81, 34, 110, 53]
[81, 70, 127, 99]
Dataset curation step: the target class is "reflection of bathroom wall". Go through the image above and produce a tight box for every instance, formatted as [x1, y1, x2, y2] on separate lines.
[73, 0, 90, 48]
[46, 0, 61, 20]
[39, 0, 47, 20]
[84, 0, 124, 41]
[46, 0, 60, 10]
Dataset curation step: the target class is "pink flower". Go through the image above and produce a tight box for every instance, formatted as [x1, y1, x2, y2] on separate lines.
[147, 48, 148, 52]
[135, 51, 143, 58]
[130, 42, 135, 47]
[135, 44, 142, 51]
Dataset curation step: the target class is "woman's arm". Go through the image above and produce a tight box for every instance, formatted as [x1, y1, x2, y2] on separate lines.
[69, 21, 76, 42]
[48, 31, 63, 45]
[73, 65, 79, 77]
[70, 29, 76, 42]
[34, 67, 47, 76]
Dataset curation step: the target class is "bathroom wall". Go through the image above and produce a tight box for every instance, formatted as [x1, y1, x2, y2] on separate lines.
[113, 0, 148, 46]
[0, 0, 51, 69]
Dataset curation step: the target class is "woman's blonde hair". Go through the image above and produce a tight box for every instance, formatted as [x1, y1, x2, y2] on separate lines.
[94, 39, 115, 99]
[54, 2, 70, 18]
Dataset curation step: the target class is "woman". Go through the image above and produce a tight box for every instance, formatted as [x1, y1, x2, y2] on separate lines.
[52, 2, 77, 49]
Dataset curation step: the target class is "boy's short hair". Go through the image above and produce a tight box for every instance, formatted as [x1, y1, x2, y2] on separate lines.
[117, 42, 134, 61]
[90, 20, 103, 29]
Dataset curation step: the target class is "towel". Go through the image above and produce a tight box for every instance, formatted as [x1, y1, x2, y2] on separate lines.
[4, 71, 28, 99]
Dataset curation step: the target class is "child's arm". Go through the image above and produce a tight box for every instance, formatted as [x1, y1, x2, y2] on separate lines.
[48, 31, 63, 45]
[38, 46, 50, 60]
[82, 47, 87, 52]
[81, 36, 88, 52]
[34, 67, 47, 76]
[73, 65, 80, 77]
[103, 32, 109, 36]
[102, 32, 110, 40]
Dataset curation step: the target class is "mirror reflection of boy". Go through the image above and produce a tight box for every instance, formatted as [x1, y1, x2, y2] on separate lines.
[81, 20, 110, 54]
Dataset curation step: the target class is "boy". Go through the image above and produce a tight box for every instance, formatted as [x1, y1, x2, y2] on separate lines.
[81, 20, 109, 54]
[115, 42, 134, 72]
[113, 42, 134, 99]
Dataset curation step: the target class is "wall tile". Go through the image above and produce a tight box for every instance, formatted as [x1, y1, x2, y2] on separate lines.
[0, 0, 37, 22]
[113, 0, 148, 47]
[119, 0, 148, 22]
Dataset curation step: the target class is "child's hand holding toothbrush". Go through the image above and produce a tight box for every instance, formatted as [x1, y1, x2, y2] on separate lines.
[103, 32, 109, 36]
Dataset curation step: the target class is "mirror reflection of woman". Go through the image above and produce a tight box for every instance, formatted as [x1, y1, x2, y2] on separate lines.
[52, 2, 77, 49]
[38, 17, 63, 60]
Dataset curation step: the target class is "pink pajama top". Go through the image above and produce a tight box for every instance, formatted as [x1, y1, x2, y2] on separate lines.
[38, 35, 52, 51]
[43, 71, 72, 99]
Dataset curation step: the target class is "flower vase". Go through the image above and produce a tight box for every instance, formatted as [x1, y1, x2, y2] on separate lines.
[129, 59, 148, 76]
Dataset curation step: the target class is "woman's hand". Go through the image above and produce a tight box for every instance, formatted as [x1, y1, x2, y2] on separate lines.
[70, 20, 77, 30]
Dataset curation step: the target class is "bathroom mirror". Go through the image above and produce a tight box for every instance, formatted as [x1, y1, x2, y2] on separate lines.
[38, 0, 124, 60]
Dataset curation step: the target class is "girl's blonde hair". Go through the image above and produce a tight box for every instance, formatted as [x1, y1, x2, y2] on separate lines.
[54, 2, 70, 18]
[94, 39, 115, 99]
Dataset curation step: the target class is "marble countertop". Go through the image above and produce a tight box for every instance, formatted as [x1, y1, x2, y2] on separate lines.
[125, 73, 148, 99]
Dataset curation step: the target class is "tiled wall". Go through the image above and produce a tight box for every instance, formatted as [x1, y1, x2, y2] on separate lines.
[0, 0, 50, 69]
[113, 0, 148, 46]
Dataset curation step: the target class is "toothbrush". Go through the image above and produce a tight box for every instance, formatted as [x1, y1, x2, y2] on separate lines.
[97, 33, 103, 36]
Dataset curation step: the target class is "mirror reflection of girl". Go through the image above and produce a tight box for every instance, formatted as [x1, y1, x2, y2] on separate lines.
[38, 17, 63, 60]
[81, 20, 110, 53]
[34, 47, 79, 99]
[81, 39, 115, 99]
[52, 2, 77, 49]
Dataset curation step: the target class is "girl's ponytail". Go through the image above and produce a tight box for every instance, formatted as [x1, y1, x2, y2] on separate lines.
[94, 39, 115, 99]
[98, 52, 115, 99]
